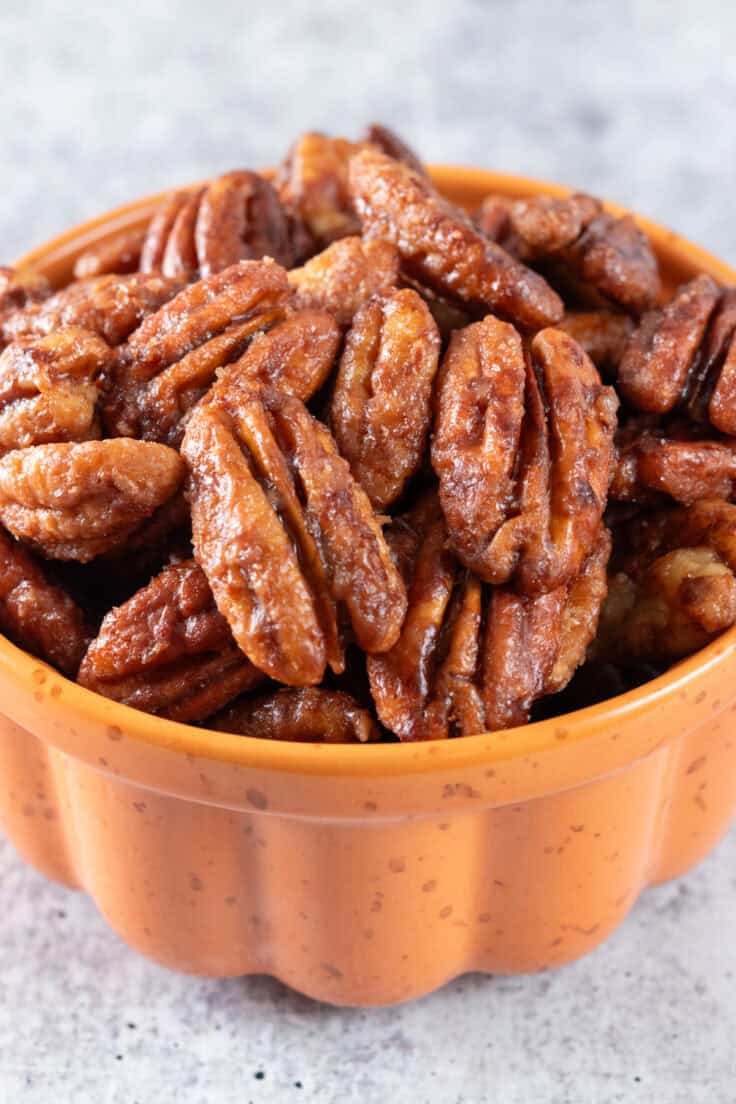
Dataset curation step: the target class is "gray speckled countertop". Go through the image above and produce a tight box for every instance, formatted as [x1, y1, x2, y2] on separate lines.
[1, 2, 736, 1101]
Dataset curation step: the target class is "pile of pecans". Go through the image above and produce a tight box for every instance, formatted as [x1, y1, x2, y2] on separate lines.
[1, 125, 735, 743]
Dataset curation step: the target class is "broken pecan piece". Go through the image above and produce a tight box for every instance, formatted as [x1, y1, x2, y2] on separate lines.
[0, 525, 88, 675]
[330, 288, 440, 509]
[0, 327, 111, 454]
[78, 558, 261, 721]
[73, 228, 147, 279]
[211, 687, 379, 742]
[289, 236, 399, 326]
[182, 387, 406, 686]
[432, 318, 618, 592]
[103, 259, 290, 440]
[0, 438, 184, 562]
[595, 500, 736, 664]
[4, 272, 184, 347]
[367, 495, 610, 738]
[349, 148, 563, 330]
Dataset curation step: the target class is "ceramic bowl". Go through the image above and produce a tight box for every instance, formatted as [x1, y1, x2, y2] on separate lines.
[1, 167, 735, 1007]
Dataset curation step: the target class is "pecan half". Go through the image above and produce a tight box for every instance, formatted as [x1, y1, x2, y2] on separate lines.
[502, 192, 660, 315]
[0, 439, 184, 562]
[557, 309, 635, 376]
[211, 687, 379, 742]
[0, 327, 111, 454]
[360, 123, 426, 176]
[595, 500, 736, 664]
[289, 236, 399, 326]
[349, 148, 563, 331]
[276, 132, 372, 245]
[0, 525, 88, 675]
[432, 318, 618, 592]
[195, 170, 295, 274]
[0, 266, 51, 342]
[618, 276, 736, 431]
[611, 430, 736, 506]
[367, 495, 610, 738]
[330, 288, 440, 508]
[4, 272, 184, 347]
[73, 228, 147, 279]
[78, 558, 261, 721]
[182, 387, 406, 686]
[103, 259, 290, 441]
[213, 310, 340, 405]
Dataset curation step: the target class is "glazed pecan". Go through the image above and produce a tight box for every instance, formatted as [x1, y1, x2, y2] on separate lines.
[360, 123, 426, 176]
[349, 148, 563, 331]
[0, 526, 88, 675]
[595, 500, 736, 664]
[213, 310, 340, 405]
[367, 496, 610, 739]
[78, 558, 261, 721]
[0, 327, 111, 454]
[0, 266, 51, 341]
[0, 438, 184, 562]
[432, 318, 618, 591]
[4, 272, 184, 347]
[289, 236, 399, 326]
[617, 275, 736, 430]
[103, 259, 290, 441]
[276, 132, 372, 245]
[611, 429, 736, 506]
[557, 310, 635, 376]
[211, 687, 379, 743]
[182, 387, 406, 686]
[73, 228, 147, 279]
[500, 192, 660, 315]
[330, 288, 440, 509]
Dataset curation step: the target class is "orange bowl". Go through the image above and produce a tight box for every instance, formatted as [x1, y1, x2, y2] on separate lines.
[1, 167, 735, 1008]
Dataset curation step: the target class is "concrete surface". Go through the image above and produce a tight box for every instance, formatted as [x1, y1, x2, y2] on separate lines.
[1, 1, 736, 1101]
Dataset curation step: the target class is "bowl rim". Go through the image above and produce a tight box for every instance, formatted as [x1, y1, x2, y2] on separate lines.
[8, 163, 736, 778]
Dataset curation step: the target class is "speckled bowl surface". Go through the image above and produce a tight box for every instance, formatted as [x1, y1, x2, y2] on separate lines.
[1, 167, 735, 1007]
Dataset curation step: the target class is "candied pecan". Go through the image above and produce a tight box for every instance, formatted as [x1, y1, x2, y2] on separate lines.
[0, 438, 184, 562]
[73, 228, 147, 279]
[432, 319, 618, 591]
[0, 327, 111, 454]
[213, 310, 340, 405]
[289, 236, 399, 326]
[475, 195, 514, 244]
[103, 259, 290, 440]
[0, 266, 51, 340]
[595, 501, 736, 664]
[4, 272, 184, 347]
[367, 495, 610, 738]
[182, 387, 406, 686]
[140, 190, 194, 273]
[211, 687, 379, 742]
[360, 123, 426, 175]
[557, 309, 635, 375]
[195, 170, 294, 274]
[611, 431, 736, 506]
[276, 132, 372, 245]
[0, 525, 88, 675]
[501, 192, 660, 315]
[78, 558, 261, 721]
[330, 288, 440, 508]
[349, 148, 563, 331]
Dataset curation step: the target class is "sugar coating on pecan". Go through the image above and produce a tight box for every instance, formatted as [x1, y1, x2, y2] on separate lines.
[73, 228, 147, 279]
[289, 236, 399, 326]
[0, 327, 111, 454]
[4, 272, 185, 347]
[211, 687, 379, 743]
[78, 558, 261, 721]
[214, 310, 340, 406]
[104, 259, 290, 440]
[557, 309, 635, 376]
[182, 387, 406, 685]
[349, 148, 563, 330]
[0, 525, 88, 675]
[0, 438, 184, 562]
[433, 319, 618, 592]
[330, 288, 440, 509]
[367, 495, 610, 738]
